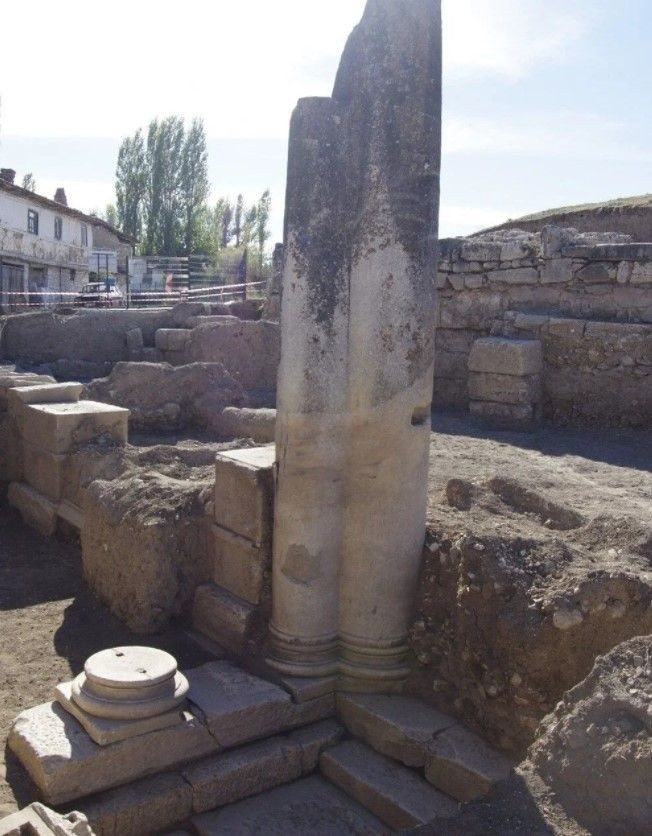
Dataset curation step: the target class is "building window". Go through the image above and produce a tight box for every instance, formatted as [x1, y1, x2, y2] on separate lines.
[80, 223, 88, 246]
[27, 209, 39, 235]
[54, 216, 63, 240]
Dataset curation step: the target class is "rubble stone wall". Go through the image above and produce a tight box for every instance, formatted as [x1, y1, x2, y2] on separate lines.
[435, 226, 652, 426]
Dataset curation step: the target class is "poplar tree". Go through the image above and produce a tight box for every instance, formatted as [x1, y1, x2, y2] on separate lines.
[256, 189, 271, 269]
[180, 119, 209, 254]
[234, 194, 244, 247]
[116, 130, 146, 242]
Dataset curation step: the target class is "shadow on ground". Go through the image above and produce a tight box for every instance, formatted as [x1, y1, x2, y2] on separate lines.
[432, 409, 652, 473]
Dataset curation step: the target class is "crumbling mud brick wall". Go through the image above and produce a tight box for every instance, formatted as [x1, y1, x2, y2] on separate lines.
[434, 226, 652, 426]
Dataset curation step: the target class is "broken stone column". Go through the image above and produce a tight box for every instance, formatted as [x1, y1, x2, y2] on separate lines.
[269, 0, 442, 690]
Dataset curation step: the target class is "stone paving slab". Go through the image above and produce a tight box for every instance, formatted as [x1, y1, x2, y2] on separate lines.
[337, 694, 456, 767]
[191, 775, 388, 835]
[287, 720, 345, 772]
[8, 701, 217, 805]
[320, 740, 458, 830]
[186, 661, 291, 748]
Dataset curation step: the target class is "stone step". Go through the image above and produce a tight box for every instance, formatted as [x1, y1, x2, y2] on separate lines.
[187, 661, 335, 748]
[191, 775, 388, 835]
[68, 722, 344, 835]
[320, 740, 458, 830]
[9, 658, 335, 809]
[213, 446, 275, 547]
[337, 694, 512, 802]
[192, 583, 260, 656]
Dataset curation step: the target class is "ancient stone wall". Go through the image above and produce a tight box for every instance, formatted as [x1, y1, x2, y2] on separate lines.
[435, 226, 652, 426]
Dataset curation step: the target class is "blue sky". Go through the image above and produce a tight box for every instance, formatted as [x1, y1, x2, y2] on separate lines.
[1, 0, 650, 244]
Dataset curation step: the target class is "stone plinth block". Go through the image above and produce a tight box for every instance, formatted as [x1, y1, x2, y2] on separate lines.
[192, 583, 258, 656]
[186, 661, 291, 748]
[55, 681, 187, 747]
[8, 481, 57, 537]
[22, 441, 66, 501]
[213, 447, 275, 546]
[212, 524, 270, 605]
[468, 338, 543, 377]
[183, 736, 303, 814]
[8, 701, 217, 805]
[468, 372, 542, 405]
[320, 741, 458, 830]
[0, 803, 91, 836]
[20, 401, 129, 454]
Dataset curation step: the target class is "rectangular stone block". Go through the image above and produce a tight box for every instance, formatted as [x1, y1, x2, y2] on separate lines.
[470, 401, 535, 430]
[8, 701, 218, 806]
[336, 694, 455, 769]
[214, 446, 275, 546]
[424, 724, 513, 802]
[7, 382, 83, 409]
[192, 583, 258, 656]
[154, 328, 192, 351]
[0, 373, 55, 409]
[468, 337, 543, 376]
[487, 267, 538, 285]
[8, 481, 57, 537]
[19, 401, 129, 454]
[183, 736, 303, 814]
[186, 661, 292, 748]
[22, 441, 66, 501]
[540, 258, 572, 285]
[321, 741, 458, 830]
[279, 675, 338, 704]
[631, 262, 652, 284]
[212, 524, 269, 605]
[74, 772, 192, 836]
[468, 372, 542, 405]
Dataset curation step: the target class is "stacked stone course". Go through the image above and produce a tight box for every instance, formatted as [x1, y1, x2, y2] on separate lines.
[435, 225, 652, 426]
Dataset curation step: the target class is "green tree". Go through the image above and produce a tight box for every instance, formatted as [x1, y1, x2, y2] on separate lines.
[241, 204, 257, 249]
[104, 204, 118, 228]
[220, 199, 234, 248]
[180, 119, 209, 254]
[255, 189, 271, 270]
[233, 194, 244, 247]
[22, 173, 36, 192]
[116, 130, 147, 242]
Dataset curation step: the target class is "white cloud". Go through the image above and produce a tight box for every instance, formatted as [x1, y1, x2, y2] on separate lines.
[443, 0, 590, 80]
[443, 111, 652, 162]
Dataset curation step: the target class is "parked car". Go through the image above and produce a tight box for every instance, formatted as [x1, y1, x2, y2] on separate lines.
[74, 282, 124, 308]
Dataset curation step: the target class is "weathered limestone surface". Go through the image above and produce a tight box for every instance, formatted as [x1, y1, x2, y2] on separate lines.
[337, 694, 455, 767]
[191, 775, 387, 835]
[8, 480, 58, 535]
[73, 773, 192, 836]
[320, 740, 458, 829]
[192, 583, 260, 655]
[270, 0, 442, 690]
[183, 736, 303, 813]
[213, 446, 275, 546]
[211, 524, 269, 605]
[0, 803, 91, 836]
[8, 701, 217, 805]
[19, 401, 129, 454]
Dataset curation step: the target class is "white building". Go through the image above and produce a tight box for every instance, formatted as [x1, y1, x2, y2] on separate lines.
[0, 169, 95, 312]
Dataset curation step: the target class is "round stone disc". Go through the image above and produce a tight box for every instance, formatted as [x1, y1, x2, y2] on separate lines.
[84, 647, 178, 689]
[72, 671, 189, 720]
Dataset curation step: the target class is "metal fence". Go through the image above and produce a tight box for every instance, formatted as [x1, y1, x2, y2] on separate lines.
[0, 279, 267, 313]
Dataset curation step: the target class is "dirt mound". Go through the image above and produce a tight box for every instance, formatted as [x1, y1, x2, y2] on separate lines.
[523, 636, 652, 834]
[408, 438, 652, 755]
[85, 361, 245, 433]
